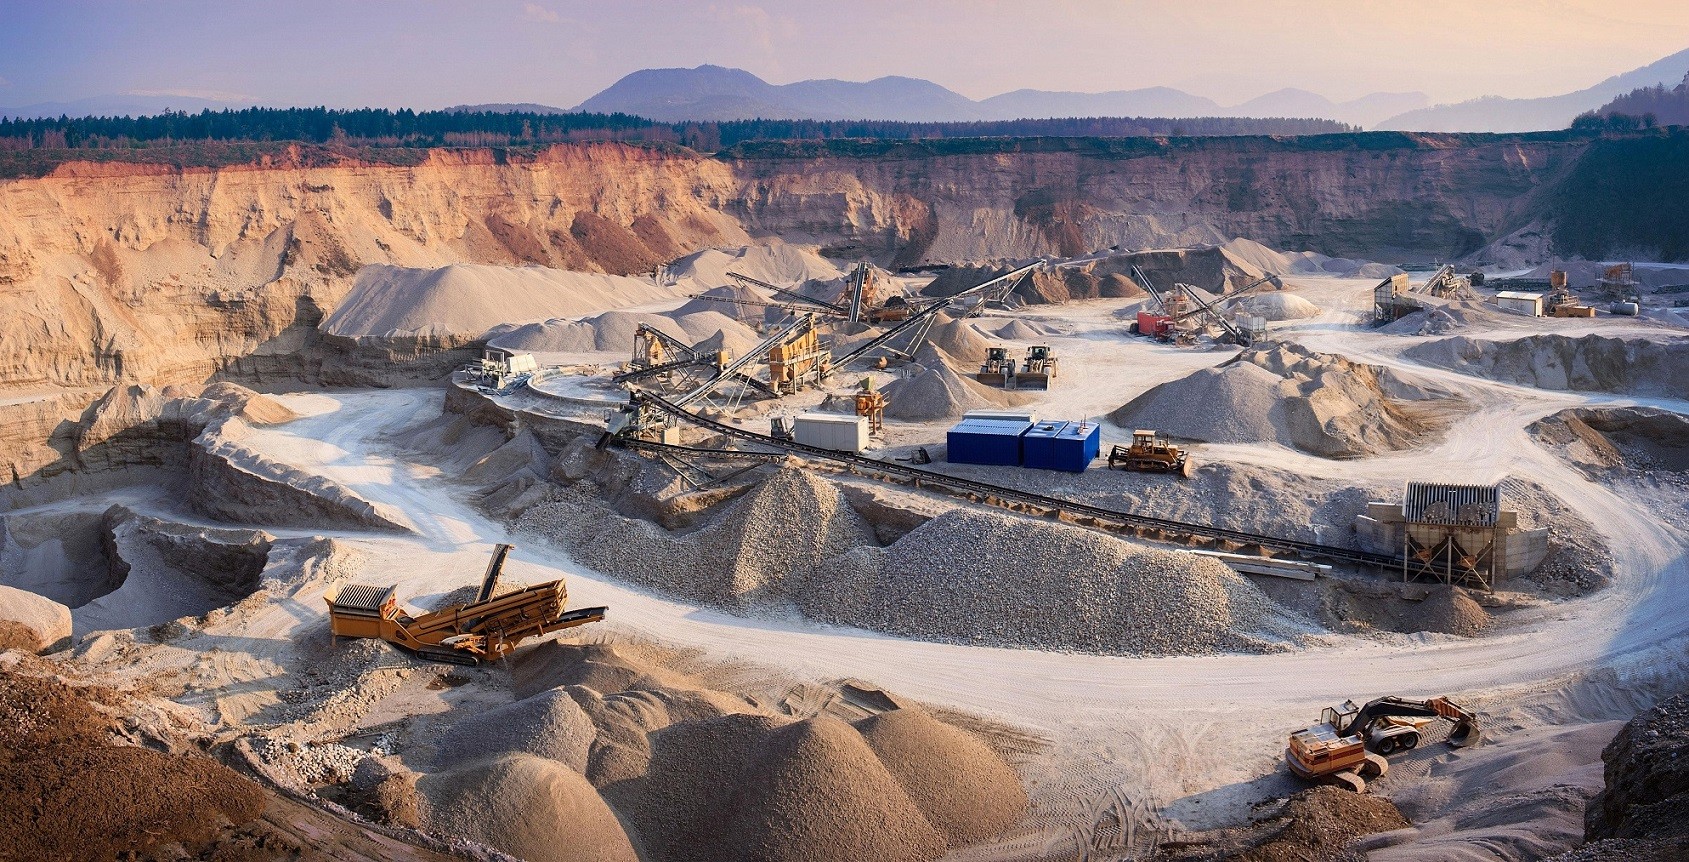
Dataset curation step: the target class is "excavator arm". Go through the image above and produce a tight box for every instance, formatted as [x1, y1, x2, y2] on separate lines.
[1349, 695, 1481, 748]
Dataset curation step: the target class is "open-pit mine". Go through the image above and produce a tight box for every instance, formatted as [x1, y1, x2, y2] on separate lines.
[4, 133, 1689, 862]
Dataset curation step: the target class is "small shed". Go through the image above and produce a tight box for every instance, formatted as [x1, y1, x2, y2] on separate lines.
[792, 413, 869, 453]
[1022, 421, 1101, 473]
[947, 418, 1032, 467]
[1494, 291, 1544, 317]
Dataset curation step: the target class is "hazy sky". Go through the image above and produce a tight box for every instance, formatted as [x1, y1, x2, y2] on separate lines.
[4, 1, 1689, 109]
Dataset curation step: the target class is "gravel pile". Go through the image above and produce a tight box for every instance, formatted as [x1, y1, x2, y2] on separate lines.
[881, 356, 1019, 421]
[794, 509, 1312, 655]
[1417, 586, 1491, 637]
[517, 469, 878, 609]
[1111, 343, 1444, 458]
[419, 754, 639, 862]
[1237, 291, 1320, 321]
[855, 708, 1027, 845]
[995, 319, 1050, 340]
[926, 316, 993, 364]
[1111, 362, 1289, 444]
[432, 688, 598, 772]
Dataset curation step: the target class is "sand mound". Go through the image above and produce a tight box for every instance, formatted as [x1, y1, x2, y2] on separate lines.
[1111, 343, 1446, 458]
[197, 383, 299, 425]
[324, 263, 678, 340]
[1530, 406, 1689, 475]
[881, 359, 1018, 422]
[797, 509, 1309, 655]
[1417, 586, 1490, 637]
[995, 319, 1048, 340]
[520, 469, 878, 610]
[1405, 334, 1689, 398]
[664, 243, 841, 290]
[926, 317, 993, 364]
[1219, 237, 1299, 274]
[1237, 291, 1320, 321]
[673, 283, 769, 323]
[0, 584, 72, 652]
[420, 754, 638, 862]
[1112, 363, 1290, 445]
[485, 317, 598, 352]
[719, 716, 947, 862]
[672, 310, 760, 350]
[855, 708, 1027, 844]
[433, 689, 598, 773]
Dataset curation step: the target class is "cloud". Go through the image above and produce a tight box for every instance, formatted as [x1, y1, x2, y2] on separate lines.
[522, 3, 562, 24]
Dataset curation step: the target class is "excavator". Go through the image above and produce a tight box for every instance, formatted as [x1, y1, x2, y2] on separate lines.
[325, 544, 606, 665]
[1106, 430, 1193, 478]
[1286, 695, 1481, 792]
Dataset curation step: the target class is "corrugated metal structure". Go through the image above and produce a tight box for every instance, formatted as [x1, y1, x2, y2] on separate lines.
[792, 413, 869, 453]
[1022, 421, 1101, 473]
[963, 409, 1039, 424]
[1352, 482, 1547, 591]
[947, 418, 1031, 466]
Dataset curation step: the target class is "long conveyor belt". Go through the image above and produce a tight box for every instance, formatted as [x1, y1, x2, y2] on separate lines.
[623, 391, 1401, 569]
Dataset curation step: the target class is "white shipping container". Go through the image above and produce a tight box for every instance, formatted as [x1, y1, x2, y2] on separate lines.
[962, 408, 1039, 424]
[792, 413, 869, 452]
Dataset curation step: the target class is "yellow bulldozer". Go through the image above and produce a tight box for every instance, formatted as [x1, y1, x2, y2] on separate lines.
[325, 544, 606, 665]
[1286, 695, 1480, 792]
[1106, 430, 1193, 478]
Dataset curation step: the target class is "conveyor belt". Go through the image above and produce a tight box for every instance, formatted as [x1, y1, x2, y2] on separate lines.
[623, 391, 1401, 569]
[613, 358, 776, 395]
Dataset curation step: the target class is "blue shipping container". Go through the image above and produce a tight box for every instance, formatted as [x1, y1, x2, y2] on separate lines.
[947, 418, 1031, 466]
[1022, 420, 1100, 473]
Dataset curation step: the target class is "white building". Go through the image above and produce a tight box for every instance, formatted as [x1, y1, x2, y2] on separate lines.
[1494, 291, 1544, 317]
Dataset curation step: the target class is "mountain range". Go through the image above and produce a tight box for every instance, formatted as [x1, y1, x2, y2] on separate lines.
[11, 45, 1689, 133]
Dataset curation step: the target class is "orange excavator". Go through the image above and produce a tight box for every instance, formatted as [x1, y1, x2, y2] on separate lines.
[325, 544, 605, 665]
[1286, 695, 1480, 792]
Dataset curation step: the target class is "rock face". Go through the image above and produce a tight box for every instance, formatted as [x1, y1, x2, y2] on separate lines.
[0, 583, 73, 652]
[1571, 694, 1689, 860]
[1405, 334, 1689, 398]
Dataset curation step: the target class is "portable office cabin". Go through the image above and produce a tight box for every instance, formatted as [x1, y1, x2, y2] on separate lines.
[1021, 421, 1101, 473]
[792, 413, 870, 453]
[1494, 291, 1544, 317]
[947, 418, 1032, 466]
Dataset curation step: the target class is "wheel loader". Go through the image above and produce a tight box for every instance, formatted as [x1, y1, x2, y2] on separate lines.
[1017, 345, 1057, 389]
[976, 346, 1016, 388]
[1106, 430, 1192, 478]
[325, 543, 606, 665]
[1286, 695, 1480, 792]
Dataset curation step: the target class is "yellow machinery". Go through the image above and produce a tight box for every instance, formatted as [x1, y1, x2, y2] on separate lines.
[766, 318, 831, 395]
[1545, 271, 1596, 318]
[977, 346, 1016, 387]
[325, 544, 606, 665]
[1106, 430, 1193, 478]
[1286, 695, 1480, 792]
[855, 378, 886, 435]
[1018, 345, 1058, 389]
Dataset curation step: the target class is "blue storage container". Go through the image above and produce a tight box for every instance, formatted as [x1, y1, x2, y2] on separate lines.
[1022, 420, 1100, 473]
[946, 418, 1031, 466]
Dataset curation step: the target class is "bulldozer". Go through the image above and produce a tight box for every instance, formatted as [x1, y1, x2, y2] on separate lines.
[1018, 345, 1058, 389]
[976, 346, 1016, 388]
[1286, 695, 1481, 792]
[325, 544, 606, 665]
[1106, 430, 1192, 478]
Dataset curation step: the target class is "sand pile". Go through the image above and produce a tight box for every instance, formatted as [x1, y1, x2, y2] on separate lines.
[1405, 334, 1689, 399]
[674, 283, 771, 323]
[419, 754, 639, 862]
[719, 717, 948, 862]
[1112, 343, 1446, 458]
[995, 319, 1049, 340]
[795, 508, 1310, 655]
[489, 307, 761, 357]
[881, 357, 1023, 422]
[1219, 237, 1403, 280]
[0, 666, 269, 860]
[1417, 586, 1491, 637]
[855, 709, 1027, 845]
[474, 643, 1027, 862]
[323, 263, 678, 340]
[1530, 407, 1689, 475]
[663, 243, 841, 290]
[0, 584, 72, 652]
[519, 469, 878, 609]
[433, 689, 598, 773]
[1112, 362, 1290, 444]
[1237, 291, 1320, 321]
